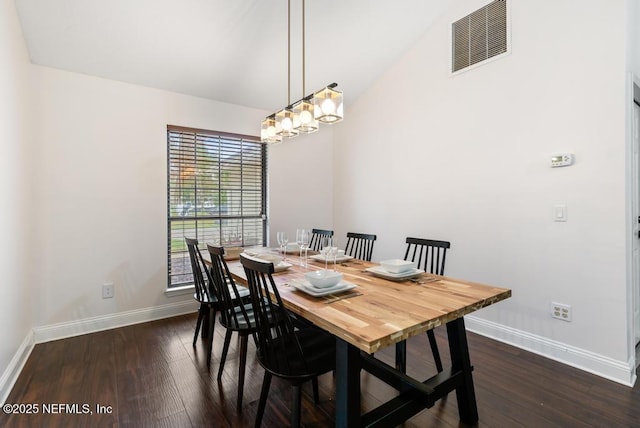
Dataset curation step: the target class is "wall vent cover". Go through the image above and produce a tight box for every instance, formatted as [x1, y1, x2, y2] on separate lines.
[452, 0, 508, 73]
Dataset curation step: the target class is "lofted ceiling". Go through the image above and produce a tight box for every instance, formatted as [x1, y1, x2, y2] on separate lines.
[15, 0, 452, 111]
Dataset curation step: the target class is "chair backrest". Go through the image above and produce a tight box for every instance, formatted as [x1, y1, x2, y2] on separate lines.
[240, 254, 308, 374]
[309, 228, 333, 251]
[207, 245, 250, 326]
[344, 232, 377, 261]
[403, 237, 450, 275]
[185, 237, 214, 303]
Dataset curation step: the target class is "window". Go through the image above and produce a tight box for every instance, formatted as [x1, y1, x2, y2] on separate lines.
[167, 125, 267, 288]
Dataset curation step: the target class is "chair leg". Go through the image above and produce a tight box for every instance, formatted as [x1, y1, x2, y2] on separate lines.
[255, 372, 272, 428]
[218, 329, 233, 379]
[312, 377, 320, 404]
[201, 311, 209, 338]
[193, 305, 205, 346]
[395, 341, 407, 373]
[427, 329, 443, 372]
[209, 308, 217, 339]
[291, 384, 302, 428]
[236, 335, 248, 411]
[207, 308, 216, 367]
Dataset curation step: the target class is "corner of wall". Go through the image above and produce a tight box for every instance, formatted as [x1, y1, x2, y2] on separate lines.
[0, 330, 35, 404]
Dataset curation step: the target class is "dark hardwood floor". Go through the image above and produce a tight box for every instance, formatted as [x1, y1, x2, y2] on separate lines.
[2, 313, 640, 427]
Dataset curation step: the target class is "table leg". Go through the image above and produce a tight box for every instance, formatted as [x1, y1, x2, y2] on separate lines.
[335, 338, 361, 428]
[395, 341, 406, 373]
[446, 317, 478, 424]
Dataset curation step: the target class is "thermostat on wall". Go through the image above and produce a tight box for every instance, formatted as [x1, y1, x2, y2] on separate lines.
[550, 153, 574, 168]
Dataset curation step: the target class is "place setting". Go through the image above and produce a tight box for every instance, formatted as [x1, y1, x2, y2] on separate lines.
[289, 268, 360, 303]
[309, 236, 354, 265]
[241, 247, 293, 273]
[309, 251, 354, 264]
[364, 259, 426, 281]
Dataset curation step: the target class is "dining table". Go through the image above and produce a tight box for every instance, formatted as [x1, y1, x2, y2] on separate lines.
[212, 248, 511, 427]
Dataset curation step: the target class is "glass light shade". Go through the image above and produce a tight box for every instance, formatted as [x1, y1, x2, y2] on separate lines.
[275, 108, 299, 138]
[261, 117, 282, 144]
[293, 99, 319, 133]
[313, 86, 343, 124]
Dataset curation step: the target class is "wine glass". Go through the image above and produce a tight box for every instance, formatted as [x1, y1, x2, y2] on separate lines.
[296, 228, 305, 261]
[299, 229, 310, 267]
[277, 232, 288, 261]
[329, 238, 339, 270]
[321, 236, 333, 271]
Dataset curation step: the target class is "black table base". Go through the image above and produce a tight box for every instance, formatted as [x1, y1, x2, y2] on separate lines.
[334, 317, 478, 427]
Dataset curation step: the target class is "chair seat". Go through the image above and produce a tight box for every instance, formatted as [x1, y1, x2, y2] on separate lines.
[219, 303, 257, 330]
[193, 292, 217, 305]
[259, 328, 336, 380]
[194, 284, 247, 305]
[220, 300, 280, 330]
[231, 284, 250, 299]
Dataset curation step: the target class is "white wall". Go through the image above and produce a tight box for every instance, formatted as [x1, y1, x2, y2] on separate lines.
[29, 64, 333, 329]
[631, 0, 640, 77]
[0, 0, 34, 388]
[267, 129, 334, 246]
[29, 66, 270, 326]
[334, 0, 630, 373]
[625, 0, 640, 364]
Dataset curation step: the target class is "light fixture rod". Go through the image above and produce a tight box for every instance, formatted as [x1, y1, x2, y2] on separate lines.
[302, 0, 306, 97]
[287, 0, 291, 105]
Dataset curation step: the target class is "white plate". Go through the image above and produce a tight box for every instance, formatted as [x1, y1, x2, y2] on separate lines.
[241, 252, 292, 272]
[310, 254, 354, 263]
[274, 261, 293, 272]
[290, 280, 357, 297]
[365, 266, 423, 281]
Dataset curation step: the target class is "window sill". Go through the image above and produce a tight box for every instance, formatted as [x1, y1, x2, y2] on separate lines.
[165, 284, 194, 298]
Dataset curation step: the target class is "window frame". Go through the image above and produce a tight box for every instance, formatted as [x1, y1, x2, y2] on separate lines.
[166, 125, 267, 289]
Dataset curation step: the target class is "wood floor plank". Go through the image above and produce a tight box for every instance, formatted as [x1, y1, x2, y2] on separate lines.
[2, 312, 639, 427]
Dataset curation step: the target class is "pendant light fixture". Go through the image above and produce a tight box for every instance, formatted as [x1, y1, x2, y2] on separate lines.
[261, 0, 343, 144]
[313, 84, 343, 124]
[260, 114, 281, 144]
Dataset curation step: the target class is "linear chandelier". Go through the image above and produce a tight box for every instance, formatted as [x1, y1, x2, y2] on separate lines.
[261, 0, 343, 144]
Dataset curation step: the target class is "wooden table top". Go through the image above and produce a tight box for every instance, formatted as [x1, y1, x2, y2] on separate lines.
[222, 251, 511, 354]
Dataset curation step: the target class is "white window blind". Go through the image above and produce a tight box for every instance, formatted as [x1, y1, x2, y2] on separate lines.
[167, 125, 267, 287]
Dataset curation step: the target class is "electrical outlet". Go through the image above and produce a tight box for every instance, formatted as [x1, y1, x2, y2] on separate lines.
[102, 283, 114, 299]
[551, 302, 571, 322]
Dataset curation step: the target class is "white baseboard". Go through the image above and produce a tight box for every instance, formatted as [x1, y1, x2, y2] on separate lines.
[33, 300, 198, 343]
[0, 331, 35, 404]
[465, 315, 637, 387]
[1, 300, 198, 404]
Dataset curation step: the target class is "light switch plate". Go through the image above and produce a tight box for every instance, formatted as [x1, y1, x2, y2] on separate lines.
[553, 204, 567, 222]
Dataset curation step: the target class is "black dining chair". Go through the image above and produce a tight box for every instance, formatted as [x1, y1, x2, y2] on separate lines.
[396, 237, 451, 373]
[240, 254, 336, 428]
[207, 245, 258, 411]
[309, 228, 333, 252]
[344, 232, 377, 261]
[185, 237, 220, 366]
